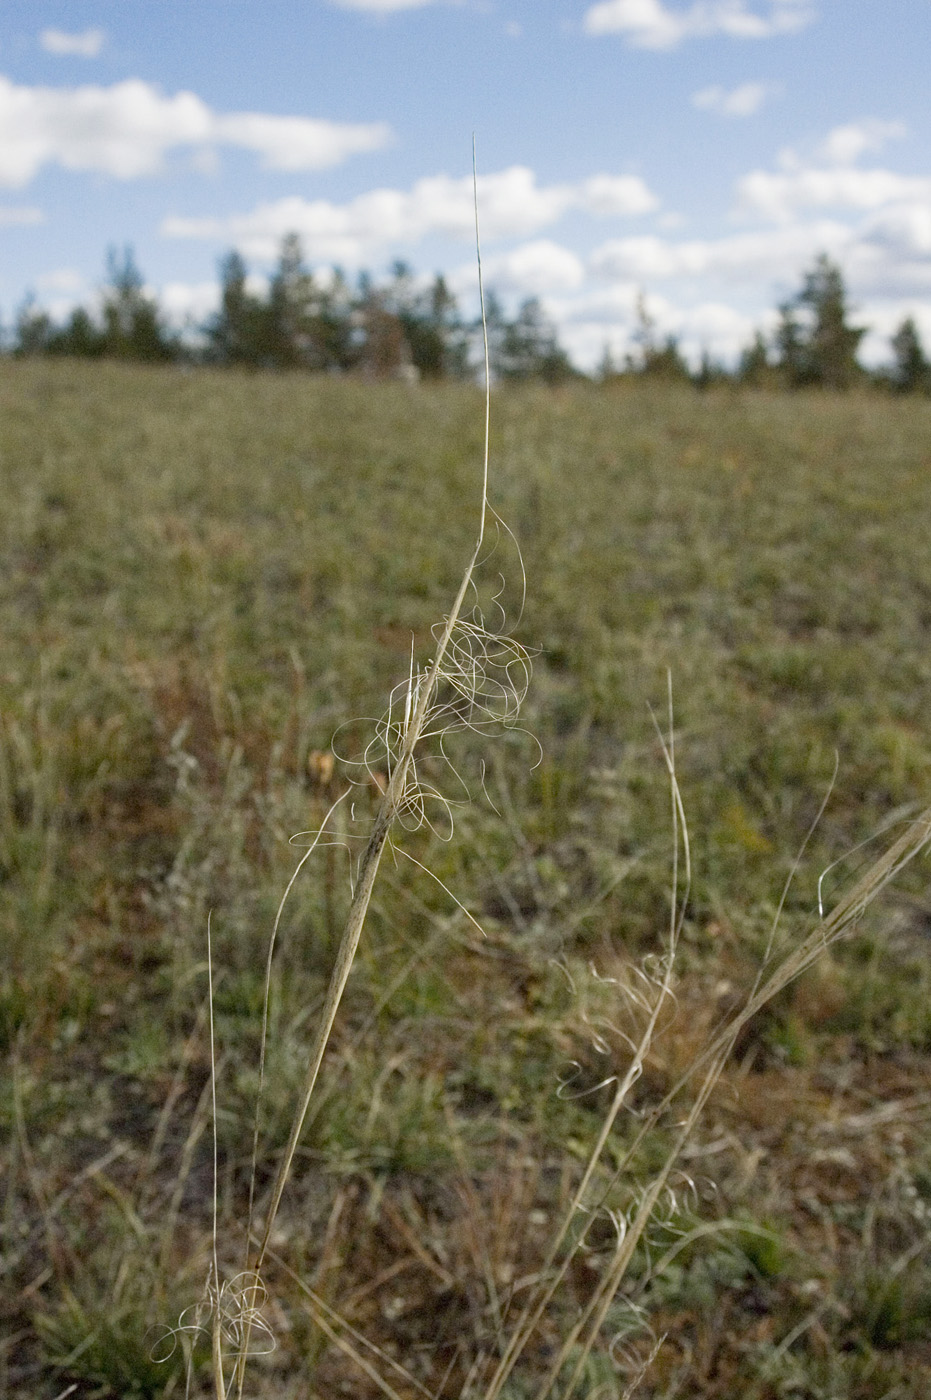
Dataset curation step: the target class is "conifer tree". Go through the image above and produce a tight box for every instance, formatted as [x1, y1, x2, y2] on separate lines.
[631, 292, 690, 381]
[314, 268, 356, 371]
[12, 295, 53, 356]
[738, 330, 772, 386]
[101, 246, 174, 362]
[890, 315, 931, 394]
[776, 254, 865, 388]
[774, 300, 806, 385]
[355, 270, 411, 379]
[56, 307, 104, 357]
[267, 233, 331, 369]
[208, 250, 269, 366]
[385, 266, 469, 380]
[496, 297, 574, 384]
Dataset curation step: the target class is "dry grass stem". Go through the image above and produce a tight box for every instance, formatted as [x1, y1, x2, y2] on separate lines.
[217, 146, 534, 1397]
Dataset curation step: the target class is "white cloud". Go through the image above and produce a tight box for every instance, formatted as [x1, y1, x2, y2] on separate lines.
[855, 299, 931, 367]
[590, 220, 851, 285]
[0, 75, 391, 187]
[585, 1, 681, 48]
[0, 204, 44, 226]
[548, 283, 762, 370]
[736, 121, 927, 222]
[583, 0, 815, 48]
[40, 27, 105, 57]
[846, 214, 931, 299]
[499, 119, 928, 373]
[642, 297, 759, 363]
[738, 166, 931, 223]
[0, 78, 210, 184]
[162, 166, 659, 264]
[24, 272, 222, 336]
[30, 267, 87, 323]
[574, 120, 931, 368]
[329, 0, 442, 10]
[864, 202, 931, 259]
[692, 81, 775, 116]
[815, 118, 906, 166]
[36, 267, 84, 292]
[213, 112, 389, 171]
[580, 173, 659, 216]
[159, 280, 222, 326]
[481, 241, 586, 295]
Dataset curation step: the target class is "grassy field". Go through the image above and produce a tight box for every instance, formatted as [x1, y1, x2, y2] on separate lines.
[2, 359, 931, 1399]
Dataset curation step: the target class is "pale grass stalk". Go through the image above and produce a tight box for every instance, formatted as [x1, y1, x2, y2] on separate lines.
[158, 1070, 214, 1277]
[264, 1243, 435, 1400]
[244, 789, 350, 1265]
[225, 143, 498, 1398]
[660, 801, 931, 1115]
[207, 916, 226, 1400]
[480, 684, 689, 1400]
[252, 195, 490, 1276]
[139, 1000, 210, 1198]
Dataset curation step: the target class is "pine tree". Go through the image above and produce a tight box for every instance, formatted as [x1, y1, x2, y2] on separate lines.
[694, 348, 728, 390]
[776, 255, 865, 389]
[12, 295, 53, 356]
[802, 255, 865, 388]
[890, 316, 931, 394]
[208, 251, 268, 366]
[48, 307, 104, 358]
[631, 292, 690, 381]
[350, 271, 407, 379]
[13, 296, 105, 359]
[774, 302, 806, 385]
[642, 336, 691, 381]
[101, 247, 174, 362]
[496, 297, 574, 384]
[267, 233, 333, 369]
[738, 330, 772, 387]
[314, 268, 356, 371]
[597, 343, 621, 383]
[385, 267, 469, 380]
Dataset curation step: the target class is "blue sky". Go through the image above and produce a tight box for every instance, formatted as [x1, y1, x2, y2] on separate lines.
[1, 0, 929, 368]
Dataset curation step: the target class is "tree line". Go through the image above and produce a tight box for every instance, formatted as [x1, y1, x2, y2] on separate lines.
[5, 236, 931, 393]
[7, 237, 574, 386]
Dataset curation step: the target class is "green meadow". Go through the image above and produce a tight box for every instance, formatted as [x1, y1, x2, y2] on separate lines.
[3, 359, 931, 1398]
